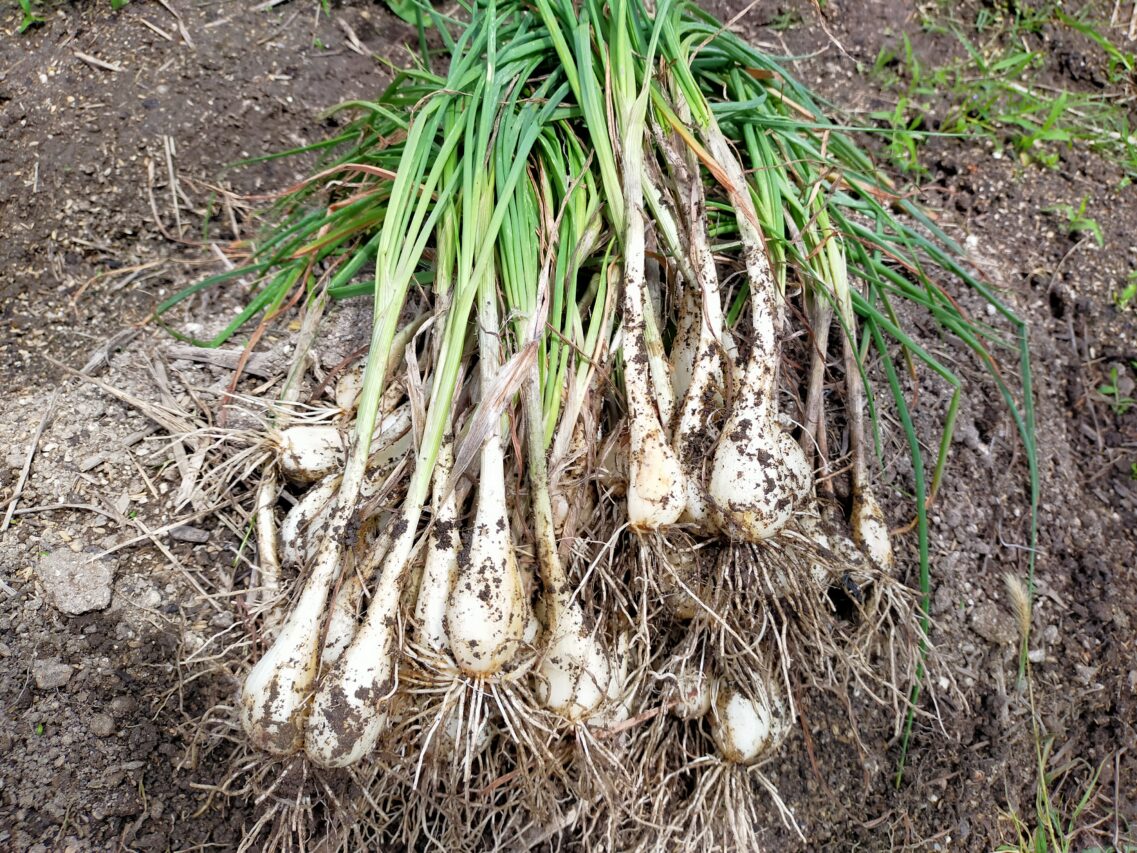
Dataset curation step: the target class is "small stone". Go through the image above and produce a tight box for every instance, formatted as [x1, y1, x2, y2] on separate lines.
[168, 525, 210, 544]
[89, 714, 115, 738]
[78, 453, 105, 472]
[1074, 664, 1098, 685]
[932, 585, 955, 615]
[134, 833, 166, 851]
[33, 660, 73, 690]
[969, 602, 1017, 645]
[109, 695, 136, 717]
[36, 549, 114, 615]
[209, 610, 234, 628]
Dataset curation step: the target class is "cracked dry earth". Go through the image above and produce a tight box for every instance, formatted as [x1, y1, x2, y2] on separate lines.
[1, 0, 1135, 850]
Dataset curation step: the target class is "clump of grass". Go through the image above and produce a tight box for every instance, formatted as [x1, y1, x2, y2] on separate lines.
[870, 4, 1137, 176]
[161, 0, 1039, 846]
[996, 737, 1109, 853]
[17, 0, 129, 30]
[996, 574, 1111, 853]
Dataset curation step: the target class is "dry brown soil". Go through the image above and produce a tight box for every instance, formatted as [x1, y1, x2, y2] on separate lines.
[1, 1, 1135, 851]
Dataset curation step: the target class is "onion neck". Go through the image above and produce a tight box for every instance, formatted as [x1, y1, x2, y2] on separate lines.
[523, 377, 569, 628]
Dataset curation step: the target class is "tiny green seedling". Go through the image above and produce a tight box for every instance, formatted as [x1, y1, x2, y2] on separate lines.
[1046, 197, 1104, 247]
[1115, 272, 1137, 311]
[17, 0, 43, 31]
[1098, 365, 1136, 416]
[768, 10, 802, 32]
[18, 0, 129, 31]
[870, 97, 931, 177]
